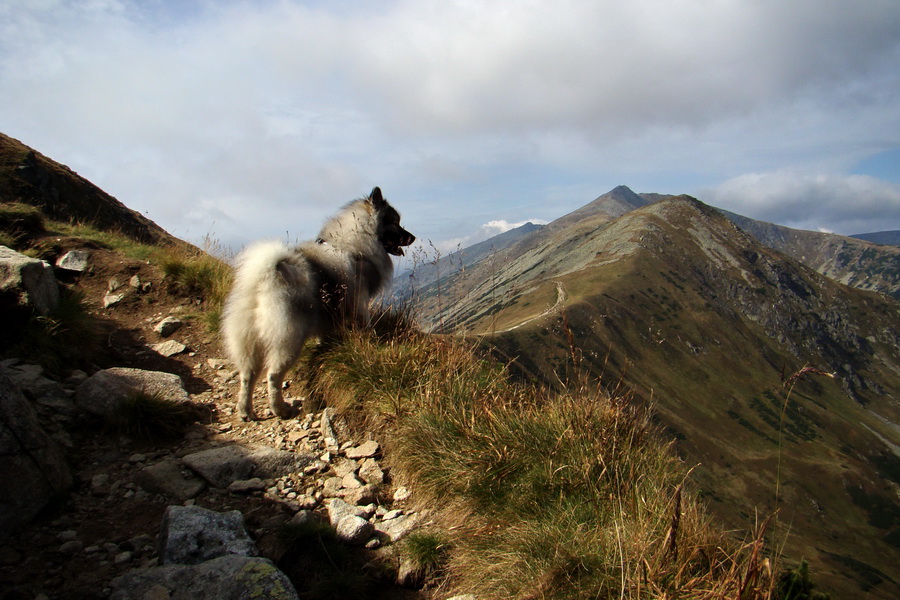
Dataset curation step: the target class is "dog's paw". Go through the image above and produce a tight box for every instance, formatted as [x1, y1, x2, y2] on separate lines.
[239, 411, 258, 422]
[270, 402, 298, 420]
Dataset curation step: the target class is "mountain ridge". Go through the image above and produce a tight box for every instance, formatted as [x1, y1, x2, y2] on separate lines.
[408, 191, 900, 598]
[0, 132, 176, 245]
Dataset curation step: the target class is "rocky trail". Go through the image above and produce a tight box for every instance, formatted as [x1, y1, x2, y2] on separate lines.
[0, 242, 449, 600]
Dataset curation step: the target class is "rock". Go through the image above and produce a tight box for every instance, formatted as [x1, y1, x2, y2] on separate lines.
[0, 246, 59, 314]
[206, 358, 228, 370]
[341, 472, 363, 489]
[345, 440, 380, 459]
[154, 317, 184, 338]
[320, 408, 339, 451]
[109, 555, 299, 600]
[158, 505, 257, 566]
[75, 367, 190, 419]
[332, 458, 358, 478]
[137, 459, 206, 501]
[359, 458, 386, 484]
[1, 363, 65, 400]
[59, 540, 83, 555]
[321, 476, 343, 498]
[182, 444, 315, 489]
[55, 250, 90, 272]
[227, 478, 267, 494]
[91, 473, 110, 496]
[103, 292, 127, 308]
[152, 340, 187, 357]
[393, 486, 412, 503]
[374, 512, 420, 543]
[343, 483, 380, 506]
[397, 557, 425, 587]
[326, 498, 374, 546]
[0, 372, 73, 538]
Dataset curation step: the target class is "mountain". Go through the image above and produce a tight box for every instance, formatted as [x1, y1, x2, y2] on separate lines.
[852, 230, 900, 246]
[412, 192, 900, 598]
[0, 132, 175, 245]
[400, 221, 544, 297]
[721, 210, 900, 299]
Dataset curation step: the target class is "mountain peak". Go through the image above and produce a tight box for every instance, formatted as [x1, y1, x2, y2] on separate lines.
[551, 185, 651, 229]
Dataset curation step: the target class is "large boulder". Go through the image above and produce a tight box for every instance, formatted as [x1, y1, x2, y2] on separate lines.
[109, 555, 299, 600]
[182, 444, 315, 489]
[0, 245, 59, 314]
[75, 367, 190, 418]
[0, 372, 72, 537]
[158, 505, 257, 566]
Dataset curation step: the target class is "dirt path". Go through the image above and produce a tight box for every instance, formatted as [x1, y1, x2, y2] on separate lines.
[481, 280, 567, 335]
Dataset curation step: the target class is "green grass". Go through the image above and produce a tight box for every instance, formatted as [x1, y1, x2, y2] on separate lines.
[155, 235, 233, 332]
[306, 309, 782, 599]
[0, 202, 46, 247]
[402, 530, 451, 580]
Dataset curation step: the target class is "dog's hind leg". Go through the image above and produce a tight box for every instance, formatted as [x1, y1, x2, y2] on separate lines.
[265, 365, 296, 419]
[236, 368, 261, 421]
[264, 335, 306, 419]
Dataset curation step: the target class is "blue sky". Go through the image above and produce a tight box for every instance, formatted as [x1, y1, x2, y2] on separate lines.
[1, 0, 899, 262]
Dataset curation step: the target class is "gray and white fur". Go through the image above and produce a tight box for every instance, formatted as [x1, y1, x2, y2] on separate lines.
[221, 187, 415, 420]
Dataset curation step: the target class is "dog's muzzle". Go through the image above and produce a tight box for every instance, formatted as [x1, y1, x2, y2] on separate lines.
[384, 228, 415, 256]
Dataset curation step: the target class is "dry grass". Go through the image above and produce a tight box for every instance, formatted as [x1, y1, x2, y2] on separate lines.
[307, 306, 782, 599]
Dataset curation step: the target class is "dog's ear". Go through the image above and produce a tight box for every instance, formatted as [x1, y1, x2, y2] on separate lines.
[369, 187, 386, 208]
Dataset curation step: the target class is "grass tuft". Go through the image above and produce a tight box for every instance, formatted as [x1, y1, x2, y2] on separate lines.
[403, 530, 451, 580]
[109, 390, 209, 441]
[0, 202, 46, 247]
[1, 288, 103, 376]
[156, 236, 233, 332]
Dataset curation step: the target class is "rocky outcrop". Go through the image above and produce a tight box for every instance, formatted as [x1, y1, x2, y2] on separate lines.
[0, 245, 59, 315]
[75, 367, 191, 418]
[0, 372, 72, 537]
[111, 506, 298, 600]
[158, 505, 257, 565]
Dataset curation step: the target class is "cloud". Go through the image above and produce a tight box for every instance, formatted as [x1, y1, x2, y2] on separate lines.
[429, 218, 549, 254]
[704, 171, 900, 235]
[0, 1, 898, 250]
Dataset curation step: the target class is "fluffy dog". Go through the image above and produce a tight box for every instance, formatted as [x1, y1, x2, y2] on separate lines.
[221, 187, 415, 421]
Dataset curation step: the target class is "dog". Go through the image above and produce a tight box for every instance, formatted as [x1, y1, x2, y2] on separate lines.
[221, 187, 415, 421]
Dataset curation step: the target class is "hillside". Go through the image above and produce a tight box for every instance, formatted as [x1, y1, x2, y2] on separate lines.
[0, 132, 176, 245]
[722, 210, 900, 299]
[1, 137, 798, 599]
[410, 194, 900, 598]
[852, 231, 900, 246]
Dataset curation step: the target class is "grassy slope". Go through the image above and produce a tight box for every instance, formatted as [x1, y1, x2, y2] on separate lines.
[484, 249, 900, 598]
[307, 320, 785, 599]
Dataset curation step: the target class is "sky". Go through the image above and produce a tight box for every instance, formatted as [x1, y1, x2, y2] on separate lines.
[1, 0, 899, 265]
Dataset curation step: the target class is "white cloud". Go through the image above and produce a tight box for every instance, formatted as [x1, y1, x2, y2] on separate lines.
[704, 171, 900, 234]
[0, 1, 898, 248]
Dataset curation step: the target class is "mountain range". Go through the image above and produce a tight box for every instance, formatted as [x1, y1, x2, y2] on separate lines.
[3, 131, 899, 598]
[399, 186, 900, 598]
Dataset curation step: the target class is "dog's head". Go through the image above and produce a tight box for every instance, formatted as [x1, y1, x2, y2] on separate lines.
[369, 187, 415, 256]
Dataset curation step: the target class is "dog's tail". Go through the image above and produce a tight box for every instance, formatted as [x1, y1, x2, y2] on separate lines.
[222, 240, 309, 369]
